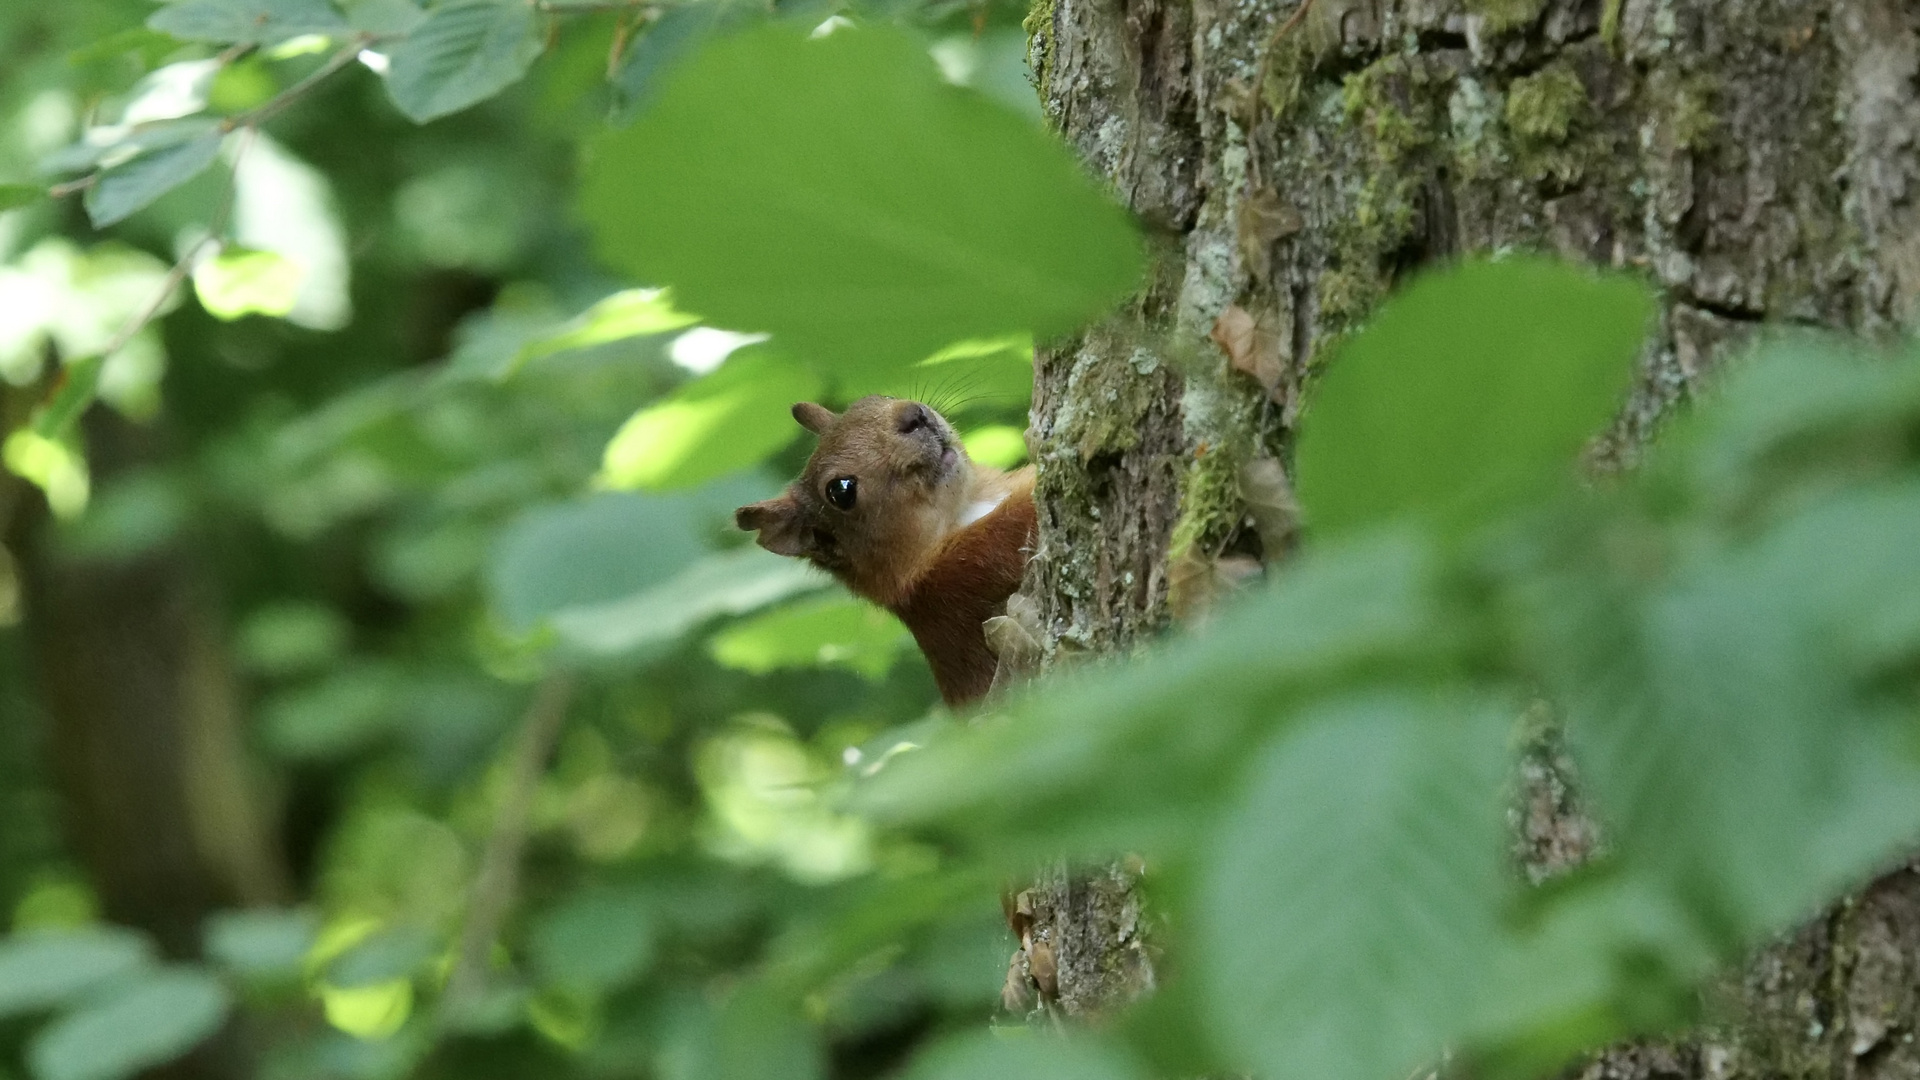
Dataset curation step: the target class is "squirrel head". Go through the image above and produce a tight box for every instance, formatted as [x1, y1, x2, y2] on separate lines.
[735, 396, 977, 605]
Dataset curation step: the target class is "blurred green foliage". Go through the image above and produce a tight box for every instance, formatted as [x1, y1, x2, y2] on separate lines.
[0, 4, 1916, 1080]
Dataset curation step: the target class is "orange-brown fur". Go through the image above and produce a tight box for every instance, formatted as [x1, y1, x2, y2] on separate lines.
[735, 397, 1036, 705]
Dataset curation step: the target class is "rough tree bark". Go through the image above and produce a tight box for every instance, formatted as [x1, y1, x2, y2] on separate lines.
[1013, 0, 1920, 1072]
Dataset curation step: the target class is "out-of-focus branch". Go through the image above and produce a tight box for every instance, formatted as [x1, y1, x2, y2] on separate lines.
[440, 674, 577, 1018]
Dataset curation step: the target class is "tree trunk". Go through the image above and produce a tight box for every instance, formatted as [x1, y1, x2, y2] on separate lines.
[1017, 0, 1920, 1069]
[16, 412, 288, 958]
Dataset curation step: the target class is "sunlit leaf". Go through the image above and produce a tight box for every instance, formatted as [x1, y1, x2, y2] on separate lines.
[84, 127, 225, 228]
[147, 0, 347, 45]
[709, 594, 910, 680]
[1200, 694, 1510, 1080]
[194, 248, 306, 321]
[513, 288, 700, 371]
[579, 23, 1143, 379]
[600, 348, 822, 491]
[960, 425, 1026, 468]
[0, 929, 155, 1019]
[320, 980, 412, 1039]
[384, 0, 543, 123]
[4, 430, 90, 519]
[28, 968, 230, 1080]
[1294, 257, 1652, 536]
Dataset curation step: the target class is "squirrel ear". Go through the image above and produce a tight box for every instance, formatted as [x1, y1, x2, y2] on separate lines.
[791, 402, 837, 436]
[736, 497, 812, 558]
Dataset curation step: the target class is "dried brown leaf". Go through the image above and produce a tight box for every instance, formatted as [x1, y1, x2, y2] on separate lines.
[1210, 304, 1287, 397]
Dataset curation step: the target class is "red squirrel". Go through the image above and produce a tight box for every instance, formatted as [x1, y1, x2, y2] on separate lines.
[735, 397, 1036, 706]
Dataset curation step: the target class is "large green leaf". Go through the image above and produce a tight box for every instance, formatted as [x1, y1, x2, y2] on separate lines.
[709, 594, 911, 680]
[549, 545, 824, 660]
[902, 1030, 1148, 1080]
[148, 0, 346, 45]
[856, 529, 1452, 866]
[488, 491, 714, 633]
[488, 481, 825, 660]
[512, 289, 699, 372]
[1513, 482, 1920, 945]
[600, 347, 822, 491]
[384, 0, 543, 123]
[28, 968, 231, 1080]
[1199, 694, 1511, 1080]
[1294, 257, 1652, 536]
[578, 23, 1143, 378]
[612, 0, 758, 115]
[84, 127, 225, 228]
[0, 929, 155, 1019]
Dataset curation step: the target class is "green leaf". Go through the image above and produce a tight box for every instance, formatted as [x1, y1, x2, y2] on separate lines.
[203, 909, 318, 979]
[384, 0, 544, 123]
[27, 968, 230, 1080]
[1199, 694, 1511, 1080]
[550, 544, 825, 660]
[32, 356, 105, 440]
[343, 0, 426, 35]
[960, 424, 1027, 467]
[488, 491, 714, 633]
[325, 924, 438, 988]
[236, 601, 349, 676]
[512, 288, 700, 371]
[260, 665, 402, 760]
[531, 886, 655, 990]
[0, 929, 155, 1019]
[84, 129, 225, 228]
[1294, 257, 1652, 536]
[0, 184, 44, 212]
[902, 1030, 1149, 1080]
[611, 0, 756, 115]
[193, 248, 306, 320]
[1514, 485, 1920, 945]
[601, 348, 822, 491]
[710, 594, 911, 680]
[147, 0, 347, 45]
[578, 23, 1143, 379]
[694, 987, 823, 1080]
[856, 530, 1450, 865]
[1472, 873, 1714, 1064]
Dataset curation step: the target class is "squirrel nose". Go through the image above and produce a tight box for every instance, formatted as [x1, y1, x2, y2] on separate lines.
[897, 403, 931, 435]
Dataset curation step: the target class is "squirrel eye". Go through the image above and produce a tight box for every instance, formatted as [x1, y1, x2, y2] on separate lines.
[825, 476, 857, 511]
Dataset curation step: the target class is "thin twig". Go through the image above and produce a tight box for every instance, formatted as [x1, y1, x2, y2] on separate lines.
[440, 674, 577, 1020]
[91, 128, 252, 365]
[47, 175, 96, 199]
[224, 36, 372, 132]
[535, 0, 653, 12]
